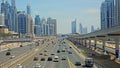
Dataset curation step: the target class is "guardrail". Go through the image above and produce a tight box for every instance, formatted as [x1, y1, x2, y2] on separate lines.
[3, 38, 31, 42]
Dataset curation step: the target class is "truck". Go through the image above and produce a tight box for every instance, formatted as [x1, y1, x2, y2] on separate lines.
[85, 58, 94, 67]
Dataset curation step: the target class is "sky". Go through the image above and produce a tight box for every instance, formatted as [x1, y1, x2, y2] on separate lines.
[1, 0, 104, 34]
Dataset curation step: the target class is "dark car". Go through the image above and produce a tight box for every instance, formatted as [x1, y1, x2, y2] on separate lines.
[51, 53, 55, 55]
[6, 52, 11, 56]
[68, 51, 72, 54]
[20, 45, 23, 47]
[62, 50, 65, 52]
[33, 57, 39, 61]
[47, 57, 52, 61]
[75, 61, 81, 66]
[39, 53, 43, 55]
[41, 58, 45, 61]
[44, 50, 47, 52]
[61, 56, 66, 60]
[57, 50, 60, 53]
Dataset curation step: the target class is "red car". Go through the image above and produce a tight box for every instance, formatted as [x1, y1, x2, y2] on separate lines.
[33, 57, 39, 61]
[41, 58, 45, 61]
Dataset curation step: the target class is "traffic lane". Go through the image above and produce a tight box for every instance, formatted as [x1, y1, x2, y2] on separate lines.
[43, 43, 59, 68]
[0, 43, 36, 64]
[9, 40, 52, 68]
[22, 46, 49, 68]
[64, 42, 86, 68]
[22, 42, 57, 68]
[53, 43, 72, 68]
[55, 49, 70, 68]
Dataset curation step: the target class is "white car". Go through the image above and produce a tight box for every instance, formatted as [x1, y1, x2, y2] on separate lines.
[10, 55, 15, 59]
[34, 63, 41, 68]
[16, 64, 23, 68]
[54, 56, 59, 59]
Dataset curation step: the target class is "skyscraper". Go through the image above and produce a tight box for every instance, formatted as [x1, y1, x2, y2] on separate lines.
[26, 14, 34, 36]
[91, 25, 94, 32]
[41, 18, 47, 35]
[47, 17, 57, 35]
[34, 15, 42, 36]
[101, 0, 114, 29]
[11, 0, 18, 32]
[0, 13, 4, 25]
[1, 1, 12, 31]
[35, 15, 40, 25]
[71, 19, 76, 34]
[83, 27, 87, 34]
[114, 0, 120, 26]
[17, 12, 27, 34]
[27, 3, 31, 15]
[51, 19, 57, 35]
[79, 23, 83, 34]
[1, 0, 5, 13]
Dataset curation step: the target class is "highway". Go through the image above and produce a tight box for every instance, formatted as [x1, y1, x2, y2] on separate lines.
[0, 38, 93, 68]
[20, 38, 87, 68]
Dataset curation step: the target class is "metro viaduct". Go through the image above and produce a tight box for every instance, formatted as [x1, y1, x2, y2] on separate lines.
[68, 25, 120, 60]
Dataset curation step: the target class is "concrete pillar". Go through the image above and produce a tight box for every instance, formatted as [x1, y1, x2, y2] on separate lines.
[81, 39, 84, 46]
[79, 38, 81, 45]
[115, 39, 120, 59]
[89, 39, 91, 48]
[84, 39, 87, 46]
[94, 39, 97, 50]
[102, 40, 106, 52]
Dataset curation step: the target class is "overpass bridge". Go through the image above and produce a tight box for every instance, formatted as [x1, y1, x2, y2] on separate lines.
[68, 25, 120, 60]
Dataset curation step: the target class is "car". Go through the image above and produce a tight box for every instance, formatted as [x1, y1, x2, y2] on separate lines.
[75, 61, 81, 66]
[62, 49, 65, 52]
[44, 50, 47, 52]
[39, 53, 43, 55]
[47, 57, 52, 61]
[20, 45, 23, 47]
[41, 58, 45, 61]
[44, 53, 48, 56]
[85, 58, 94, 67]
[57, 50, 60, 53]
[58, 45, 61, 46]
[33, 63, 41, 68]
[53, 56, 59, 62]
[69, 47, 72, 48]
[51, 53, 55, 55]
[33, 57, 39, 61]
[61, 56, 66, 60]
[6, 52, 11, 56]
[54, 56, 59, 59]
[53, 59, 59, 62]
[68, 51, 72, 54]
[16, 64, 23, 68]
[9, 55, 15, 59]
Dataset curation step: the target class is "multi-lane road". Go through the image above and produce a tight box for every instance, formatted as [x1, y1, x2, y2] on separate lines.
[0, 38, 94, 68]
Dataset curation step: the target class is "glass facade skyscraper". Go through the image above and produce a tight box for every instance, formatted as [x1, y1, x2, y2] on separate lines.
[27, 3, 31, 15]
[71, 19, 76, 34]
[101, 0, 114, 29]
[115, 0, 120, 26]
[18, 12, 27, 34]
[79, 23, 83, 34]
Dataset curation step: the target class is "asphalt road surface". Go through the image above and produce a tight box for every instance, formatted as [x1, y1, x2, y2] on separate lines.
[0, 38, 93, 68]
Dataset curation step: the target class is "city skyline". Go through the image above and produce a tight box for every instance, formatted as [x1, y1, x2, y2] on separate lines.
[0, 0, 104, 34]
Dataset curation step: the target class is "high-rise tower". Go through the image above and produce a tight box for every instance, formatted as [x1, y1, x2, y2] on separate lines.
[27, 3, 31, 15]
[71, 19, 76, 34]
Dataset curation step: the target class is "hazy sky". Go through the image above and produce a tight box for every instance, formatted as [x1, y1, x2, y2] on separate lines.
[2, 0, 104, 34]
